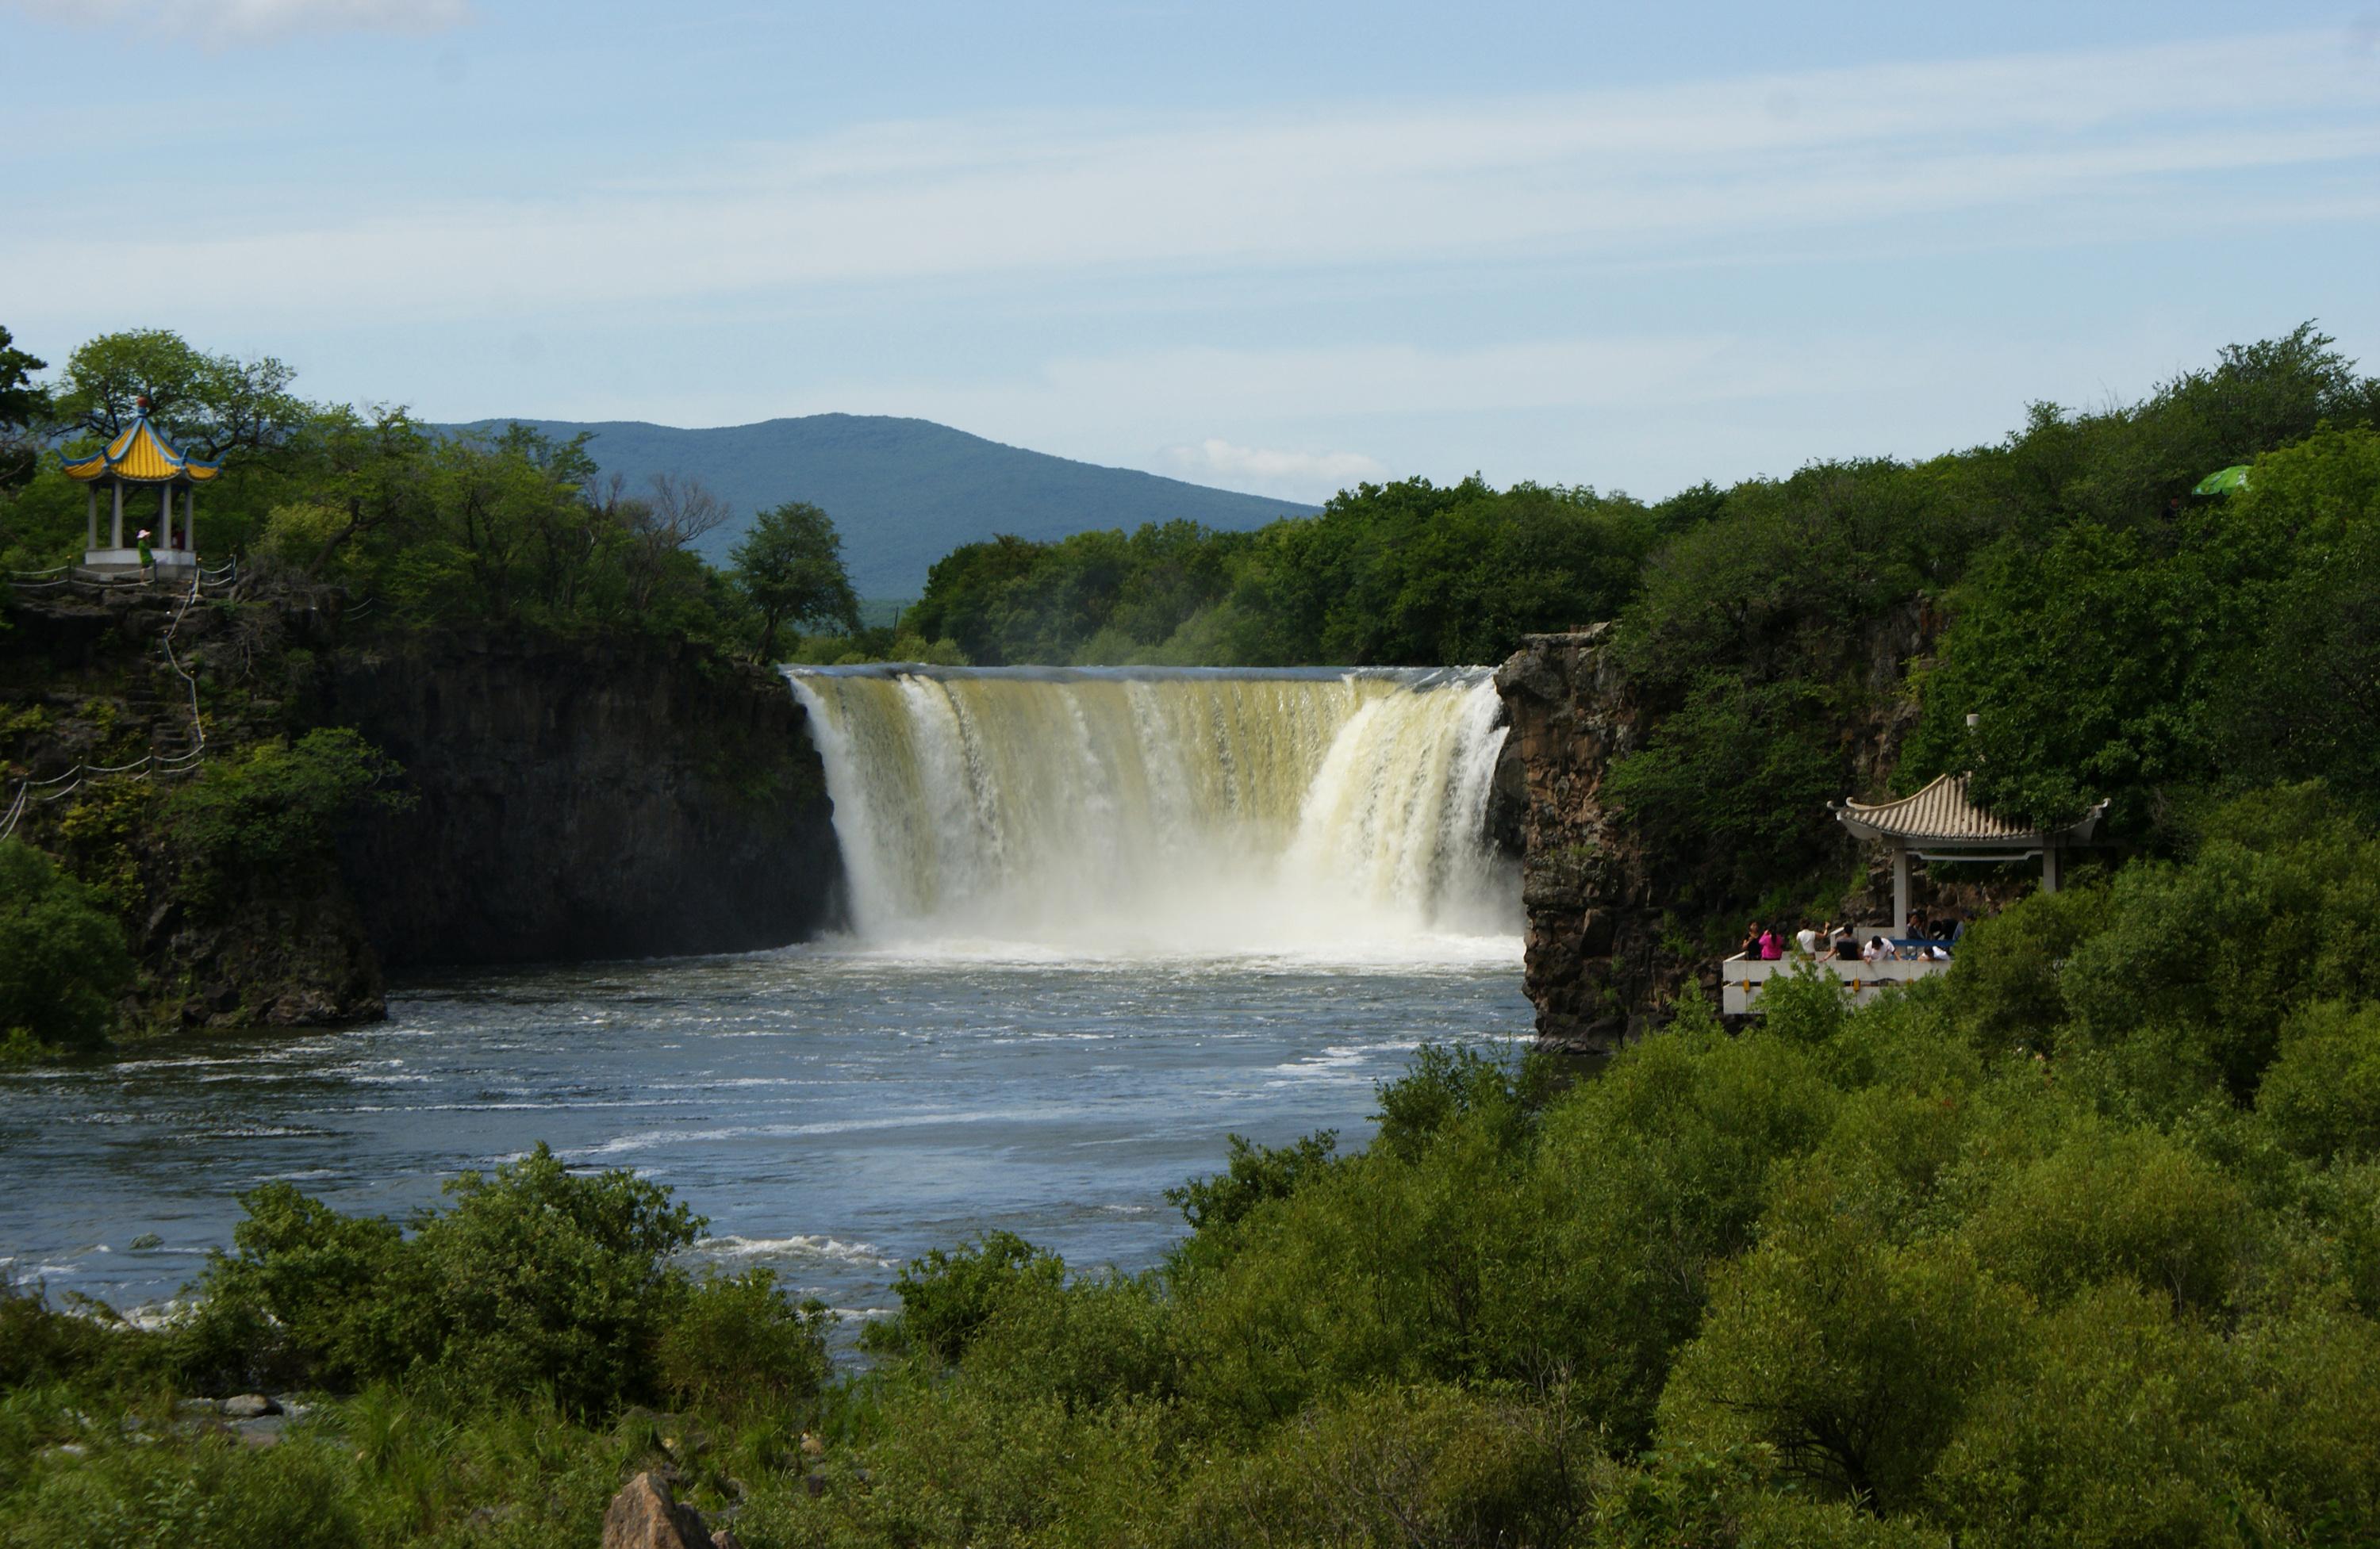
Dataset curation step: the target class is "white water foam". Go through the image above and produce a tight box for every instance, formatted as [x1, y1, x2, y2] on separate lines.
[785, 666, 1520, 963]
[697, 1234, 899, 1269]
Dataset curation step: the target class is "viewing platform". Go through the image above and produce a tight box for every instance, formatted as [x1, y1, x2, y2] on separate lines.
[1722, 946, 1951, 1014]
[1724, 772, 2106, 1016]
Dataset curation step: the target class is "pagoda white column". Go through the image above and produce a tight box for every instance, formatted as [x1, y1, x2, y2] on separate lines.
[1891, 843, 1910, 936]
[109, 481, 124, 549]
[185, 487, 197, 556]
[86, 486, 98, 550]
[159, 484, 173, 552]
[2041, 844, 2061, 895]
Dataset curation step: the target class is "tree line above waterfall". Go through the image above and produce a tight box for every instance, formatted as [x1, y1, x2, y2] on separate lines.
[903, 324, 2380, 857]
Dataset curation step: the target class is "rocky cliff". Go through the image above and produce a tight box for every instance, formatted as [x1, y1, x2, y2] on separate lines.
[1492, 627, 1663, 1053]
[320, 634, 843, 968]
[3, 585, 845, 1037]
[1494, 603, 1973, 1052]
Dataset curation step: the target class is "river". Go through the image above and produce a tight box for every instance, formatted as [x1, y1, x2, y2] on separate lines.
[2, 666, 1528, 1329]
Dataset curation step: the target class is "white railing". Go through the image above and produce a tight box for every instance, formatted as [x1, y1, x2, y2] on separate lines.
[1721, 948, 1953, 1014]
[9, 558, 240, 594]
[1, 571, 221, 844]
[0, 748, 205, 842]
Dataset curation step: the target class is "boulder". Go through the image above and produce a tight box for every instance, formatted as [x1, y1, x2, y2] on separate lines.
[601, 1472, 715, 1549]
[221, 1393, 280, 1419]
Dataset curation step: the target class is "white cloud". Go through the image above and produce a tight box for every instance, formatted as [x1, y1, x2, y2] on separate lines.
[1159, 439, 1385, 501]
[2, 28, 2375, 340]
[4, 0, 467, 40]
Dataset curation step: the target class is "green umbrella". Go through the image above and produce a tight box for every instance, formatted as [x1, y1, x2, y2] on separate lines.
[2193, 464, 2251, 496]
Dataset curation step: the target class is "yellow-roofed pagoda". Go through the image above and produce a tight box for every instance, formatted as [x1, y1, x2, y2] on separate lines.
[60, 397, 222, 577]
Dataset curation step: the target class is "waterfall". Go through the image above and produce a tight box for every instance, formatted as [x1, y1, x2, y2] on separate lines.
[784, 665, 1519, 961]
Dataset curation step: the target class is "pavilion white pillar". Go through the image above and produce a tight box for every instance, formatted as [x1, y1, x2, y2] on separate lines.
[1891, 843, 1910, 936]
[185, 487, 196, 556]
[2041, 844, 2061, 895]
[86, 486, 98, 550]
[159, 485, 173, 552]
[109, 481, 124, 549]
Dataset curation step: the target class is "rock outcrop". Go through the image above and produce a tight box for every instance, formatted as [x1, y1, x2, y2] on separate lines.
[319, 631, 845, 969]
[1493, 627, 1665, 1054]
[601, 1472, 734, 1549]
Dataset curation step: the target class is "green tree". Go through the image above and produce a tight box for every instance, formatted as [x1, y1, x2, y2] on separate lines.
[165, 729, 408, 889]
[0, 323, 50, 491]
[0, 839, 134, 1053]
[49, 328, 305, 460]
[731, 500, 862, 658]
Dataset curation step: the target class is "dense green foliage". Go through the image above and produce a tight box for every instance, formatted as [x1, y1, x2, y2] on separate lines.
[163, 728, 408, 895]
[905, 479, 1666, 665]
[175, 1143, 828, 1417]
[1603, 324, 2380, 900]
[0, 839, 133, 1055]
[10, 789, 2379, 1544]
[1903, 422, 2380, 827]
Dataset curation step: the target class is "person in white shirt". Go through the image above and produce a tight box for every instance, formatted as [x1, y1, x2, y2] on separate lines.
[1795, 923, 1821, 956]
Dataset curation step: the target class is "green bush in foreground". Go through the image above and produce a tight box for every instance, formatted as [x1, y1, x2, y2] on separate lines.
[176, 1143, 828, 1418]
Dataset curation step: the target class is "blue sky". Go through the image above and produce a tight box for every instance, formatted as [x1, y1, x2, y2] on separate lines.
[3, 1, 2376, 502]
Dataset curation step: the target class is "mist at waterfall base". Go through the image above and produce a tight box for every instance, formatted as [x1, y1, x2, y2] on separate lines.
[1, 669, 1528, 1332]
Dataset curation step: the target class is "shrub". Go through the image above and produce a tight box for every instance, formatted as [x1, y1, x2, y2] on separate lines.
[1659, 1206, 2029, 1513]
[1956, 1125, 2253, 1314]
[863, 1231, 1067, 1365]
[655, 1267, 832, 1419]
[1925, 1286, 2247, 1548]
[0, 1275, 167, 1393]
[0, 840, 134, 1052]
[1167, 1382, 1598, 1549]
[1371, 1041, 1555, 1164]
[1166, 1130, 1338, 1234]
[177, 1144, 822, 1418]
[1943, 883, 2108, 1057]
[2256, 1000, 2380, 1162]
[174, 1182, 409, 1393]
[163, 728, 407, 889]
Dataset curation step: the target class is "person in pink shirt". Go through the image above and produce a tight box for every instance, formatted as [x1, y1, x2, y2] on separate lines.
[1759, 928, 1782, 960]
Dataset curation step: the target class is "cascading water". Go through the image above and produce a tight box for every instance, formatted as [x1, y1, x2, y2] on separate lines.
[784, 665, 1520, 961]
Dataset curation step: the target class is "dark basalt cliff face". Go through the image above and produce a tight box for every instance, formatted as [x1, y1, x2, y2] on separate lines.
[1492, 627, 1663, 1053]
[319, 635, 843, 970]
[3, 589, 844, 1036]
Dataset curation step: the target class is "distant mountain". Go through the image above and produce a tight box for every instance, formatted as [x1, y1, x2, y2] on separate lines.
[444, 413, 1318, 600]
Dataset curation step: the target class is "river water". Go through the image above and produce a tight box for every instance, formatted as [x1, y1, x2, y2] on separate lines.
[2, 667, 1529, 1328]
[2, 945, 1527, 1325]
